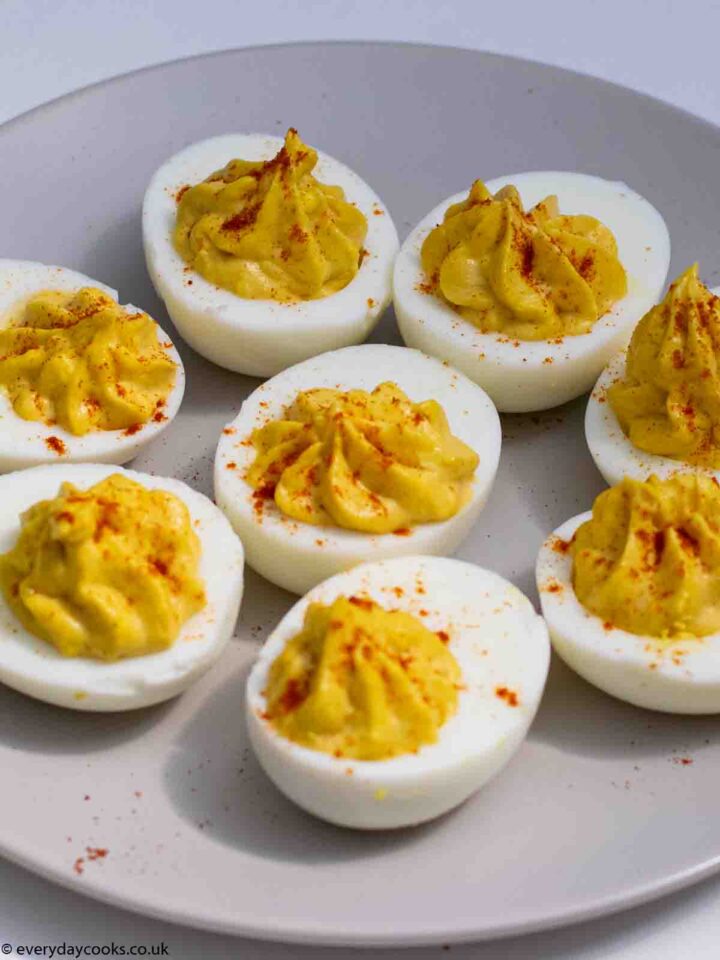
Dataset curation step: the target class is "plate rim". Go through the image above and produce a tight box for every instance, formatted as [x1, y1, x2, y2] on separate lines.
[5, 38, 720, 142]
[1, 830, 719, 946]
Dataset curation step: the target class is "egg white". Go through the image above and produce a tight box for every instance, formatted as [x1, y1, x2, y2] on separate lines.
[393, 172, 670, 413]
[214, 344, 502, 595]
[0, 463, 244, 712]
[537, 513, 720, 713]
[143, 134, 399, 378]
[246, 555, 550, 829]
[0, 261, 185, 473]
[586, 285, 720, 486]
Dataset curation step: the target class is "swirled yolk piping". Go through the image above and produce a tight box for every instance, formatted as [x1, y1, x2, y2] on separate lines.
[0, 287, 175, 436]
[0, 474, 206, 660]
[174, 128, 368, 302]
[572, 473, 720, 639]
[608, 264, 720, 467]
[264, 595, 460, 760]
[421, 180, 627, 340]
[245, 382, 479, 534]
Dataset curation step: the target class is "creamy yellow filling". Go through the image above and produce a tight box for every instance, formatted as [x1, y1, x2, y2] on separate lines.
[572, 474, 720, 639]
[421, 181, 627, 340]
[609, 265, 720, 467]
[0, 475, 206, 660]
[246, 382, 479, 534]
[264, 596, 460, 760]
[174, 128, 368, 302]
[0, 287, 175, 436]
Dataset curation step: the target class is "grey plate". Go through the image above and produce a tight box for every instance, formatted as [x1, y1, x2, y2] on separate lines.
[1, 42, 720, 948]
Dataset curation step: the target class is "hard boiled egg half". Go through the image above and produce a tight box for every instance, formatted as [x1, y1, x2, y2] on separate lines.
[586, 280, 720, 486]
[214, 343, 502, 595]
[246, 555, 550, 829]
[0, 260, 184, 473]
[0, 463, 244, 711]
[536, 476, 720, 714]
[143, 132, 399, 377]
[394, 172, 670, 412]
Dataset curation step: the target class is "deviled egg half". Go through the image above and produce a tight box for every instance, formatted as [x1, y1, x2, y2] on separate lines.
[0, 260, 185, 473]
[537, 474, 720, 713]
[214, 343, 502, 594]
[143, 128, 399, 377]
[247, 555, 550, 829]
[0, 463, 244, 711]
[586, 266, 720, 485]
[394, 172, 670, 412]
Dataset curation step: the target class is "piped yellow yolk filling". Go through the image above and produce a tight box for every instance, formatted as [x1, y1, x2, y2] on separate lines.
[245, 382, 479, 534]
[0, 287, 175, 437]
[264, 596, 460, 760]
[421, 181, 627, 340]
[571, 474, 720, 639]
[0, 474, 206, 660]
[608, 265, 720, 467]
[174, 128, 368, 302]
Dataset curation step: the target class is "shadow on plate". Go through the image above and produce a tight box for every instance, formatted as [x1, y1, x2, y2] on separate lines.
[162, 661, 445, 865]
[530, 654, 720, 759]
[235, 568, 295, 642]
[178, 345, 257, 418]
[0, 683, 174, 755]
[501, 396, 606, 523]
[366, 303, 402, 347]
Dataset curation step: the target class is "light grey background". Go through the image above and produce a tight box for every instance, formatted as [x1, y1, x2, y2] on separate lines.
[2, 1, 720, 957]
